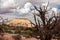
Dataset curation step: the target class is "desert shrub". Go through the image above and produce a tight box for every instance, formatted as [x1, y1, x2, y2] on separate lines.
[15, 30, 21, 34]
[22, 30, 34, 38]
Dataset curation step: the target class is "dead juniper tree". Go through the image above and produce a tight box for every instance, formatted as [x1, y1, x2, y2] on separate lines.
[33, 3, 60, 40]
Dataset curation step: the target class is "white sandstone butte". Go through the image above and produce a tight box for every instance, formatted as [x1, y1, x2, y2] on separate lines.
[6, 18, 35, 28]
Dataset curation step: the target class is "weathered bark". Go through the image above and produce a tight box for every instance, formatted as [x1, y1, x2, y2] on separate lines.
[38, 33, 52, 40]
[45, 33, 52, 40]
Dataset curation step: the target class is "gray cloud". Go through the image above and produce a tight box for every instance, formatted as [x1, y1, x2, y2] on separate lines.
[0, 8, 14, 14]
[0, 0, 60, 8]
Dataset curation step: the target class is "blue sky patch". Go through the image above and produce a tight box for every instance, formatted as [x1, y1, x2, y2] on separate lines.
[57, 6, 60, 10]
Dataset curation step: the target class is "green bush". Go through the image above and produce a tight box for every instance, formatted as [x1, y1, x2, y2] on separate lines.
[22, 30, 33, 37]
[15, 30, 21, 34]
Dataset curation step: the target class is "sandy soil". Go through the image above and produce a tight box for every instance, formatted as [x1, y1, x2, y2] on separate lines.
[0, 33, 37, 40]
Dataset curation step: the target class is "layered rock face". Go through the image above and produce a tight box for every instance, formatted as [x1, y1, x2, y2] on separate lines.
[6, 18, 35, 28]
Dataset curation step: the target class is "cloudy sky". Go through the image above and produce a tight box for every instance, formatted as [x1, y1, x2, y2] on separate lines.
[0, 0, 60, 8]
[0, 0, 60, 23]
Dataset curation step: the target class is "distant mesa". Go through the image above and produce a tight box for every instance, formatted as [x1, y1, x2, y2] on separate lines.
[6, 18, 35, 28]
